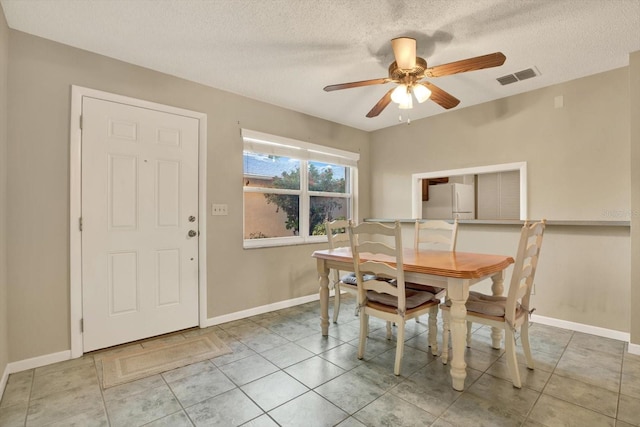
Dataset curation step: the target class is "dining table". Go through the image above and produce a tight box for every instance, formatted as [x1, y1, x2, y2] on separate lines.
[312, 246, 514, 391]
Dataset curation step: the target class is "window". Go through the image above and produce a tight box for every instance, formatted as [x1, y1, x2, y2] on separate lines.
[243, 129, 358, 248]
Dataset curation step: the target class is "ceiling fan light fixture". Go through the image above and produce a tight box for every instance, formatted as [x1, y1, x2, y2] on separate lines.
[391, 84, 410, 104]
[398, 94, 413, 110]
[391, 37, 416, 70]
[412, 84, 432, 103]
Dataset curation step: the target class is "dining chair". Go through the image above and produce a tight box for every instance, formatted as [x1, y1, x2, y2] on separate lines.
[348, 220, 440, 375]
[407, 219, 459, 329]
[440, 219, 546, 388]
[325, 219, 358, 323]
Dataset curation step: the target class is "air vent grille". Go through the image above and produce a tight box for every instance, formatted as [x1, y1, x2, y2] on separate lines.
[497, 75, 518, 85]
[497, 67, 539, 85]
[514, 68, 537, 81]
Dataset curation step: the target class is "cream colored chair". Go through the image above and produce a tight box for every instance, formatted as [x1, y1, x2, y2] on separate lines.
[441, 220, 546, 388]
[348, 221, 440, 375]
[325, 219, 358, 323]
[407, 219, 459, 325]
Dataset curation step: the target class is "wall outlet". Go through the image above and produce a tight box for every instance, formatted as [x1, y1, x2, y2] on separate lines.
[531, 283, 536, 295]
[211, 203, 228, 216]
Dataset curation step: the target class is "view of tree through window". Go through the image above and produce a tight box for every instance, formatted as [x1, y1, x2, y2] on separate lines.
[243, 153, 350, 242]
[264, 162, 346, 236]
[242, 130, 357, 247]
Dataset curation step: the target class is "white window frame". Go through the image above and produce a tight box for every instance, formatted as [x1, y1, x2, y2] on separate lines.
[243, 129, 359, 248]
[411, 162, 527, 220]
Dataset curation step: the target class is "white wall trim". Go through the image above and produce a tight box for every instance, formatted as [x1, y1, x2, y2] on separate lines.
[69, 86, 207, 358]
[202, 290, 336, 327]
[531, 314, 630, 342]
[628, 343, 640, 355]
[411, 161, 528, 220]
[0, 364, 8, 403]
[1, 350, 71, 400]
[6, 351, 71, 375]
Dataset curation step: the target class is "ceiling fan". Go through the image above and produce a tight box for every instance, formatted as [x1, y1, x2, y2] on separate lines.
[323, 37, 506, 118]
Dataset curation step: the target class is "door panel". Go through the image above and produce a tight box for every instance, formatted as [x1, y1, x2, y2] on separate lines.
[82, 97, 199, 352]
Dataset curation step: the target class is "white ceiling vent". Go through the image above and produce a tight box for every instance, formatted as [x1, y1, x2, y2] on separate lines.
[497, 67, 540, 85]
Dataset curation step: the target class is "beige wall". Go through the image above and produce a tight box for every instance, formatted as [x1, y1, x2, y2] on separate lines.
[372, 67, 632, 333]
[6, 30, 370, 361]
[0, 5, 9, 377]
[630, 51, 640, 345]
[3, 23, 638, 363]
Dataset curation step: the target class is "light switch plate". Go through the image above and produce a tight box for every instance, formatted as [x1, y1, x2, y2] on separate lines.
[211, 203, 228, 216]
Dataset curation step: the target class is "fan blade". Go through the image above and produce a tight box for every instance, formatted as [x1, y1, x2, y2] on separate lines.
[391, 37, 416, 70]
[419, 81, 460, 109]
[324, 78, 390, 92]
[366, 88, 395, 118]
[424, 52, 506, 78]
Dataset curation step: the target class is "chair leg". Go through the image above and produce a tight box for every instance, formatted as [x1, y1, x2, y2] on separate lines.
[394, 320, 405, 375]
[466, 321, 472, 347]
[441, 309, 450, 364]
[386, 321, 392, 340]
[332, 283, 341, 323]
[428, 306, 438, 356]
[505, 328, 522, 388]
[521, 320, 535, 370]
[358, 312, 368, 360]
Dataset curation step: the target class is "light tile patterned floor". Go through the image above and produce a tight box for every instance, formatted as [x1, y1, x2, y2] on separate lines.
[1, 294, 640, 427]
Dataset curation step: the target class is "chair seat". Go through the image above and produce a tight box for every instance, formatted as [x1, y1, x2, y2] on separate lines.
[366, 289, 436, 309]
[441, 291, 524, 319]
[405, 282, 446, 299]
[367, 296, 438, 316]
[340, 273, 376, 287]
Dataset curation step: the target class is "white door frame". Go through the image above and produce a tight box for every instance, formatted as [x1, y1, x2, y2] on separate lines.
[69, 85, 208, 358]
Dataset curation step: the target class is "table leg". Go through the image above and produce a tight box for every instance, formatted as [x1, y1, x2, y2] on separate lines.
[447, 278, 469, 391]
[317, 260, 330, 336]
[490, 271, 506, 349]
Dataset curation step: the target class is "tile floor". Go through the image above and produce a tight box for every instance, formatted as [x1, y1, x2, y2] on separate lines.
[1, 294, 640, 427]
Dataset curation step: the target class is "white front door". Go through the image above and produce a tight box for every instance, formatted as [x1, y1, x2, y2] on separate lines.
[81, 97, 200, 352]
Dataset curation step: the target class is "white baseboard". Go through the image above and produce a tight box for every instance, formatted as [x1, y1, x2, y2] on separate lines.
[628, 342, 640, 356]
[531, 314, 631, 343]
[0, 363, 9, 403]
[202, 290, 336, 328]
[0, 350, 71, 401]
[6, 350, 71, 375]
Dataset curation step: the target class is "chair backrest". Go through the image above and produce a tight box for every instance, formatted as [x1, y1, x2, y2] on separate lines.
[325, 219, 352, 283]
[505, 219, 546, 323]
[325, 219, 350, 250]
[348, 221, 407, 312]
[414, 219, 459, 251]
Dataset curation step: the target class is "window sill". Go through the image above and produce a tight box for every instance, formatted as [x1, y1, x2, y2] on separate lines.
[243, 235, 327, 249]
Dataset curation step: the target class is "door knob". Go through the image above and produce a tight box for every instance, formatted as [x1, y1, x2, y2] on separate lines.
[188, 230, 197, 237]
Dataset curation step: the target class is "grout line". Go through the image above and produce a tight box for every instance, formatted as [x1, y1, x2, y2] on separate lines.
[22, 370, 35, 426]
[157, 366, 195, 427]
[93, 357, 112, 426]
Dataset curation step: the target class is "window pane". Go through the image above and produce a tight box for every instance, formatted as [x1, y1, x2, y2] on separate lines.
[309, 196, 349, 235]
[308, 161, 347, 193]
[243, 152, 300, 190]
[244, 193, 299, 238]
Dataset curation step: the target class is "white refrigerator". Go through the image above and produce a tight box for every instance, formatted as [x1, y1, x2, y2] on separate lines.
[422, 183, 475, 220]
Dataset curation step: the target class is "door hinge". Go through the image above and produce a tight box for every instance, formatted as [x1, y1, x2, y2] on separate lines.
[79, 217, 83, 231]
[80, 318, 84, 333]
[79, 115, 83, 130]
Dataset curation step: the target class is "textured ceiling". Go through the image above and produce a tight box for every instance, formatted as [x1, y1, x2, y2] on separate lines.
[2, 0, 639, 131]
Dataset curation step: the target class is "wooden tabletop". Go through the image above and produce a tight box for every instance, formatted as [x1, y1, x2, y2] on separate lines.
[312, 247, 514, 279]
